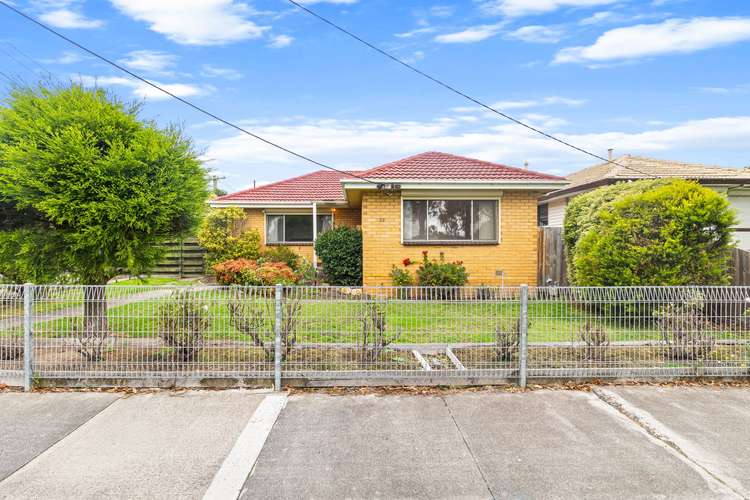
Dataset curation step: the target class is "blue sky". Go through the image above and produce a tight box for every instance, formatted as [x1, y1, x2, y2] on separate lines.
[1, 0, 750, 192]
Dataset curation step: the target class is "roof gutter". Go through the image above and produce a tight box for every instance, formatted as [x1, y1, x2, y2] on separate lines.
[341, 179, 568, 192]
[208, 200, 348, 209]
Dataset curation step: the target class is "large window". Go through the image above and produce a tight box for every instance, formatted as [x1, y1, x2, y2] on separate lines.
[403, 199, 498, 243]
[266, 214, 333, 244]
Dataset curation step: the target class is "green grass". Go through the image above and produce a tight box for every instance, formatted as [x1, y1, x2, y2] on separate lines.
[110, 277, 204, 287]
[31, 294, 676, 343]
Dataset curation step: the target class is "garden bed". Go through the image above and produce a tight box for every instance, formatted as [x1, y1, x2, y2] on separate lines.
[453, 345, 750, 371]
[29, 344, 422, 375]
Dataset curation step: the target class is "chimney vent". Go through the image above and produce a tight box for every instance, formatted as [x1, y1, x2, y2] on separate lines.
[523, 160, 529, 169]
[607, 148, 614, 161]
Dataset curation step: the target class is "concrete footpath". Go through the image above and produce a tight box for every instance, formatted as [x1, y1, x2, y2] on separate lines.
[1, 385, 749, 499]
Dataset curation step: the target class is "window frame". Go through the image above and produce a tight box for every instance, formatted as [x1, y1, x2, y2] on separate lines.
[264, 212, 334, 245]
[400, 198, 500, 245]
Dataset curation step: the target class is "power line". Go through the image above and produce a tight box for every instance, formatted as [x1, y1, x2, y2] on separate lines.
[285, 0, 655, 178]
[0, 0, 380, 187]
[3, 40, 56, 77]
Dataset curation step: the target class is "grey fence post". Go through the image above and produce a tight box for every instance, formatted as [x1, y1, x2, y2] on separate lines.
[274, 284, 282, 392]
[23, 283, 34, 392]
[519, 284, 528, 389]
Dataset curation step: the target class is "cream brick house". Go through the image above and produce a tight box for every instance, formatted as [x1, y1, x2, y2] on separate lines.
[538, 155, 750, 249]
[210, 152, 567, 286]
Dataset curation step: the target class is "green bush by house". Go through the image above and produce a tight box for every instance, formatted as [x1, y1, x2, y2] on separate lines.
[314, 226, 362, 286]
[197, 207, 261, 269]
[565, 179, 736, 286]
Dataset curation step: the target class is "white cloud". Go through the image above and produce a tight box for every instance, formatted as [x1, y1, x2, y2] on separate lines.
[200, 64, 243, 80]
[109, 0, 269, 45]
[578, 11, 616, 25]
[694, 84, 750, 95]
[430, 5, 455, 17]
[402, 50, 425, 64]
[203, 114, 750, 190]
[507, 25, 564, 43]
[118, 50, 177, 75]
[434, 24, 504, 43]
[267, 34, 294, 48]
[41, 50, 82, 64]
[555, 17, 750, 64]
[77, 75, 212, 100]
[481, 0, 616, 18]
[395, 27, 436, 38]
[39, 8, 104, 28]
[453, 96, 586, 112]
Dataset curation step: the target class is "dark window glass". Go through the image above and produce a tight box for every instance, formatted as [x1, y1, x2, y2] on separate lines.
[267, 214, 333, 243]
[403, 199, 497, 242]
[284, 215, 313, 242]
[428, 200, 470, 240]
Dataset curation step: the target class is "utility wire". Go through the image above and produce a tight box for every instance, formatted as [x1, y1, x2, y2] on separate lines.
[3, 40, 56, 77]
[286, 0, 655, 178]
[0, 0, 380, 187]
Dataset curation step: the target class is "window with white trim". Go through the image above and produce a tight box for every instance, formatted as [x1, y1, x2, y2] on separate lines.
[403, 199, 498, 242]
[266, 214, 333, 244]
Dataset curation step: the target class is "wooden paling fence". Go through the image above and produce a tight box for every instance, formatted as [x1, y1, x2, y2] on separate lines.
[537, 226, 750, 287]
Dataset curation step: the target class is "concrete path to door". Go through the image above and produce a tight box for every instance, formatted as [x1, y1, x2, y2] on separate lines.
[1, 385, 748, 499]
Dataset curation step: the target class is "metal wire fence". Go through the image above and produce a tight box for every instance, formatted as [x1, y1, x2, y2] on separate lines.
[0, 284, 748, 388]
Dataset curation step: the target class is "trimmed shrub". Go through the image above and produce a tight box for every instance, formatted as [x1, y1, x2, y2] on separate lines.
[213, 258, 298, 286]
[314, 226, 362, 286]
[197, 208, 261, 268]
[568, 179, 736, 286]
[415, 251, 468, 287]
[259, 246, 300, 271]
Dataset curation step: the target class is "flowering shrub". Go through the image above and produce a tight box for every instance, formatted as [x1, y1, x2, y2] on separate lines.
[390, 265, 414, 286]
[415, 251, 468, 287]
[213, 258, 298, 286]
[390, 252, 468, 287]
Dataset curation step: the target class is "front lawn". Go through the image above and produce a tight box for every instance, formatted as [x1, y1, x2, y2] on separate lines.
[31, 292, 672, 344]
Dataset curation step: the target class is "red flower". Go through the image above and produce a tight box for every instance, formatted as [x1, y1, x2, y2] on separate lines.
[402, 258, 412, 267]
[422, 250, 429, 257]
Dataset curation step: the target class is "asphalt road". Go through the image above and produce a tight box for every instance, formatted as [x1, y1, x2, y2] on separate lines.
[1, 385, 748, 499]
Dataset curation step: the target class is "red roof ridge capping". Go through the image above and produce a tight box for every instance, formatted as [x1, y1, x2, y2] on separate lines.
[213, 169, 363, 203]
[358, 151, 565, 181]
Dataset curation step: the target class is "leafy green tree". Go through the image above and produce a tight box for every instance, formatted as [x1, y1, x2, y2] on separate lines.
[0, 83, 207, 332]
[571, 179, 736, 286]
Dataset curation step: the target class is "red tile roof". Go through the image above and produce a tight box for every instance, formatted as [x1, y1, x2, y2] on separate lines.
[213, 170, 362, 202]
[360, 151, 565, 181]
[213, 152, 564, 203]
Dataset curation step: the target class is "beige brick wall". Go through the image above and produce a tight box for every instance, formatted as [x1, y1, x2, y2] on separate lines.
[238, 207, 361, 262]
[361, 191, 539, 286]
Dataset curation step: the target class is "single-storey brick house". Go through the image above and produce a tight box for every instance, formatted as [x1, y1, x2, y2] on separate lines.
[210, 152, 567, 286]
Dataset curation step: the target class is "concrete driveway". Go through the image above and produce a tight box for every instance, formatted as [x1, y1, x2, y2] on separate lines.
[1, 385, 748, 499]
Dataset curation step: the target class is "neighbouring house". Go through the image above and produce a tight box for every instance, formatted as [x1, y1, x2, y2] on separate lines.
[210, 152, 567, 286]
[538, 155, 750, 249]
